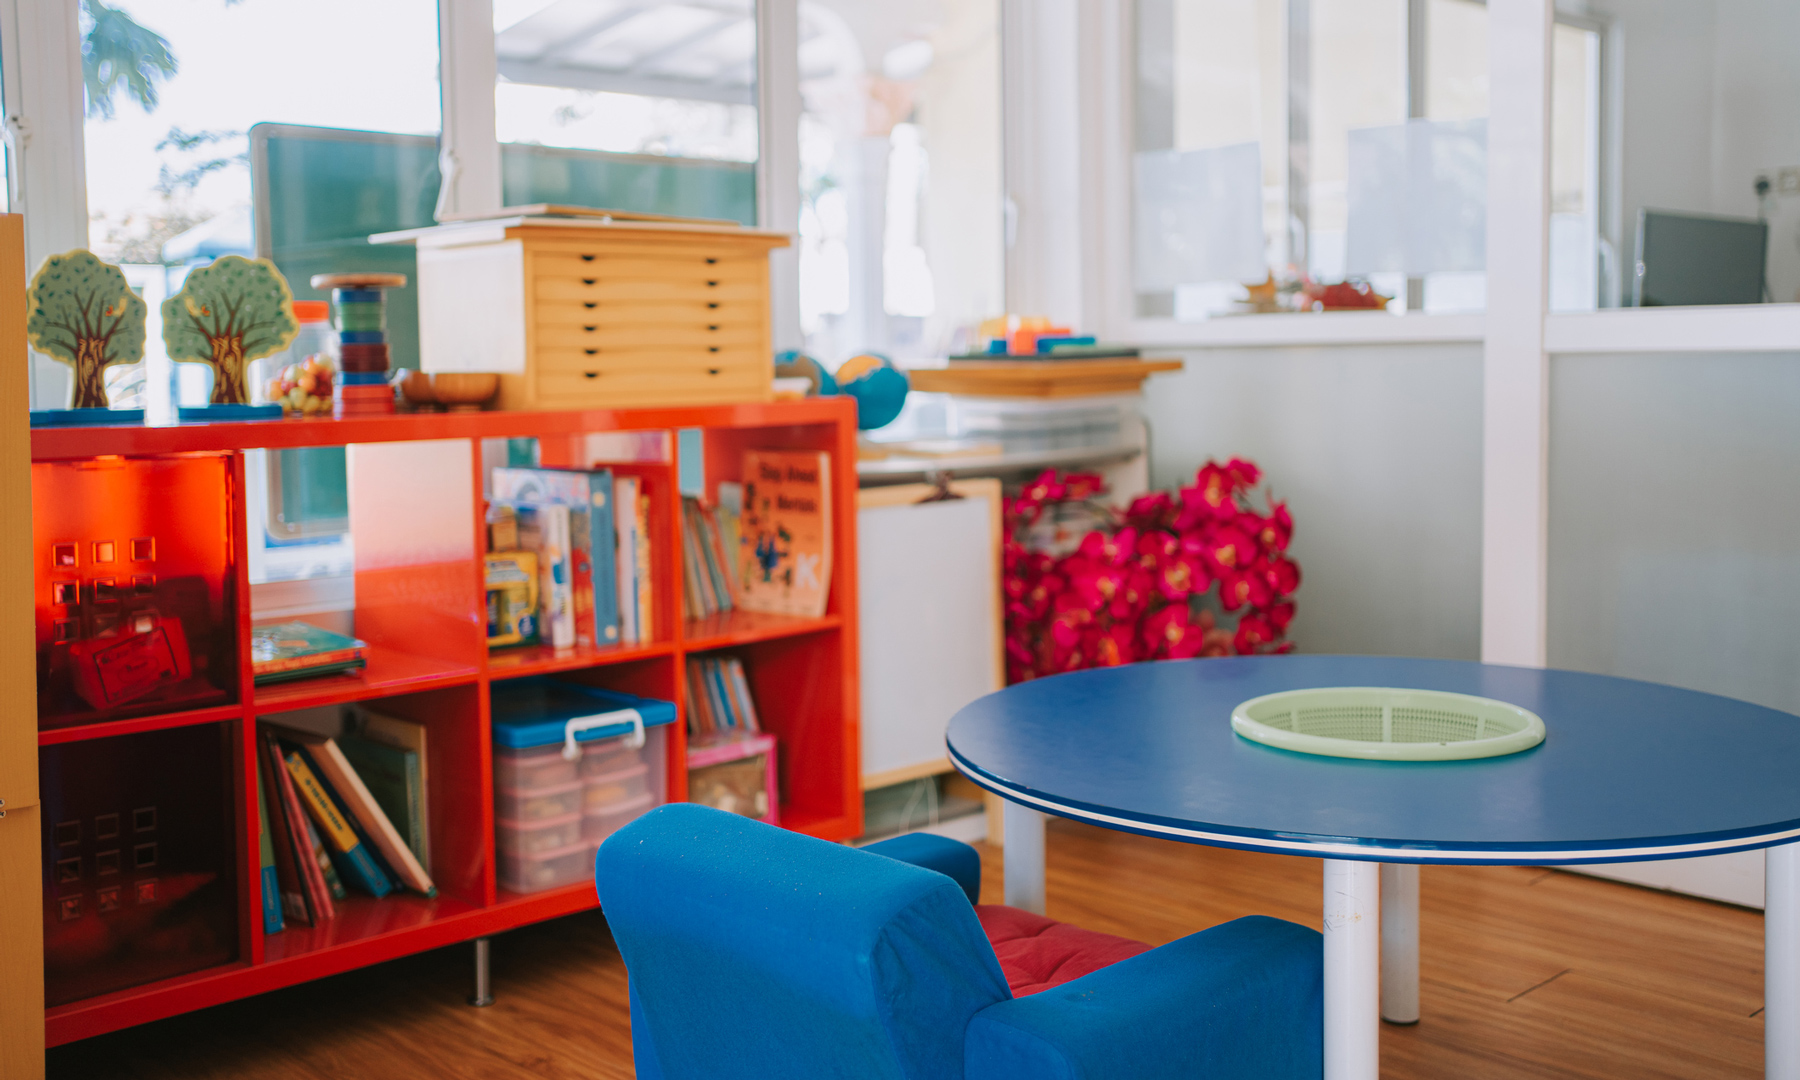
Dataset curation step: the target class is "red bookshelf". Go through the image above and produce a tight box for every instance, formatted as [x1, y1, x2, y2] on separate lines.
[32, 398, 862, 1045]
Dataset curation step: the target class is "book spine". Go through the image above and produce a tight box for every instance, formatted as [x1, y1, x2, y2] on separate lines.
[263, 728, 327, 923]
[685, 660, 714, 737]
[707, 658, 737, 731]
[285, 749, 394, 899]
[682, 500, 713, 618]
[567, 501, 597, 648]
[615, 477, 639, 645]
[255, 770, 286, 935]
[589, 470, 620, 645]
[728, 658, 762, 734]
[305, 816, 349, 901]
[702, 505, 735, 612]
[636, 492, 654, 642]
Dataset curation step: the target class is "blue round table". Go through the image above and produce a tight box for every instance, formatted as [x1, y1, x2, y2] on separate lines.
[947, 656, 1800, 1080]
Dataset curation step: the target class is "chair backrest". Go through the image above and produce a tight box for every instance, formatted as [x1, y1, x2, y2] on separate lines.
[598, 803, 1011, 1080]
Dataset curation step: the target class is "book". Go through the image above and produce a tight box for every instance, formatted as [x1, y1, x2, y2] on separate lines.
[702, 503, 737, 610]
[725, 657, 762, 734]
[737, 450, 832, 618]
[493, 467, 620, 647]
[255, 770, 285, 935]
[250, 622, 367, 685]
[518, 503, 576, 649]
[351, 711, 431, 875]
[283, 746, 394, 899]
[262, 727, 329, 922]
[615, 476, 641, 644]
[279, 729, 435, 896]
[304, 815, 349, 901]
[636, 491, 654, 643]
[339, 732, 429, 878]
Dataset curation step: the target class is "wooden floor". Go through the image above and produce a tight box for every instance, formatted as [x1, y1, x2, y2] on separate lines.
[50, 818, 1766, 1079]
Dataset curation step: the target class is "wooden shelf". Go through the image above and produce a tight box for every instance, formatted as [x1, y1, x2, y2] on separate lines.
[682, 610, 841, 651]
[252, 648, 480, 712]
[38, 703, 243, 746]
[487, 640, 674, 680]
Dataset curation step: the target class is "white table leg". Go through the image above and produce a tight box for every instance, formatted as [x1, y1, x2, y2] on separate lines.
[1002, 802, 1046, 914]
[1324, 859, 1380, 1080]
[1768, 843, 1800, 1080]
[1381, 863, 1420, 1024]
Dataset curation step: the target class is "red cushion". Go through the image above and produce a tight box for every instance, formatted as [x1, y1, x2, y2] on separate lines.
[975, 904, 1151, 997]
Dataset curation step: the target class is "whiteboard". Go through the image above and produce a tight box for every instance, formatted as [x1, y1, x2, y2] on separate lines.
[857, 484, 1001, 784]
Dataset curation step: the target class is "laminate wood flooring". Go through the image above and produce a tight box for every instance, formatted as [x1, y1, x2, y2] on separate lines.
[49, 818, 1766, 1079]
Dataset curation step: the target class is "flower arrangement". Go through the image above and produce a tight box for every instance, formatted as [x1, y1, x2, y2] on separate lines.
[1002, 459, 1300, 683]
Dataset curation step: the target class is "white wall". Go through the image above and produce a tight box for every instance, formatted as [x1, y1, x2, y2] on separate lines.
[1142, 344, 1484, 659]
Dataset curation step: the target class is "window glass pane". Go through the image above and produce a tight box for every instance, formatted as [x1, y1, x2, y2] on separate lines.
[799, 0, 1003, 368]
[1133, 0, 1487, 320]
[1556, 4, 1799, 310]
[494, 1, 758, 162]
[1548, 20, 1600, 311]
[80, 0, 441, 413]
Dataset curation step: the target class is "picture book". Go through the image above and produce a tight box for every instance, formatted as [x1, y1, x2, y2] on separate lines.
[280, 729, 435, 896]
[250, 621, 367, 685]
[304, 814, 348, 901]
[350, 711, 431, 875]
[255, 771, 285, 935]
[737, 450, 832, 618]
[282, 746, 393, 899]
[636, 490, 654, 642]
[518, 503, 576, 649]
[680, 498, 739, 620]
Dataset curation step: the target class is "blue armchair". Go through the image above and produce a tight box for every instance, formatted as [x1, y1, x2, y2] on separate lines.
[597, 803, 1321, 1079]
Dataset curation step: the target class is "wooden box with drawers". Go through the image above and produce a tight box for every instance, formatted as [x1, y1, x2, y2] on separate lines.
[374, 211, 789, 410]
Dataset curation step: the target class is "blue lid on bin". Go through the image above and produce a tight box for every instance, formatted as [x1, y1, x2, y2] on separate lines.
[491, 677, 676, 749]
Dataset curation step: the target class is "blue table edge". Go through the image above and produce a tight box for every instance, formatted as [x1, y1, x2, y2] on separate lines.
[948, 745, 1800, 867]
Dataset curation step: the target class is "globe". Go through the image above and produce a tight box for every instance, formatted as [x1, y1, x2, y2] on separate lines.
[835, 352, 910, 431]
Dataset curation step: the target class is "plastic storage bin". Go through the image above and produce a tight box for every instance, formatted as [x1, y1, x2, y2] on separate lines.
[496, 811, 583, 857]
[491, 677, 674, 891]
[499, 839, 595, 893]
[582, 792, 656, 845]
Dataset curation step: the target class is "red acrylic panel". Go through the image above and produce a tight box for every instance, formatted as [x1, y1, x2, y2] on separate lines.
[730, 629, 856, 837]
[33, 454, 239, 728]
[39, 723, 239, 1006]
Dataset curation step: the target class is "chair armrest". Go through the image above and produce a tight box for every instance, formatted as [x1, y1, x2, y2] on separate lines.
[862, 832, 982, 905]
[964, 915, 1322, 1080]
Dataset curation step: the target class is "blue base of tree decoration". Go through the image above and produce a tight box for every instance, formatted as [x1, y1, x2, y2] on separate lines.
[30, 408, 146, 428]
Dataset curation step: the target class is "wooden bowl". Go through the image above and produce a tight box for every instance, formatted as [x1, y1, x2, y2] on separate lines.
[398, 369, 437, 407]
[430, 373, 499, 411]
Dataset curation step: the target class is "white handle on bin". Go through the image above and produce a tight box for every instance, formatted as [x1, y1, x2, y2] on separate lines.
[562, 708, 645, 761]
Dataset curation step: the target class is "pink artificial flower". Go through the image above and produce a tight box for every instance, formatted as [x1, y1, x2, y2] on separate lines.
[1144, 603, 1206, 659]
[1234, 614, 1277, 654]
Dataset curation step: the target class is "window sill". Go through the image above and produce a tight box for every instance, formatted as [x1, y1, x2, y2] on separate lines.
[1128, 311, 1485, 350]
[1545, 304, 1800, 354]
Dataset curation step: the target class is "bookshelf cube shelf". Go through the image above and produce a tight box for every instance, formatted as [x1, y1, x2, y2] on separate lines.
[29, 398, 861, 1045]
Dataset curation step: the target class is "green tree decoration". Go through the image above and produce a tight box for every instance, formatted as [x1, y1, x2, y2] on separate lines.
[162, 255, 299, 405]
[26, 249, 148, 409]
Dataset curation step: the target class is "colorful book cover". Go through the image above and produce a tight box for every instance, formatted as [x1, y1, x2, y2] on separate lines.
[737, 450, 832, 618]
[250, 621, 367, 683]
[518, 503, 576, 649]
[348, 711, 431, 875]
[262, 728, 328, 922]
[614, 476, 640, 644]
[636, 492, 654, 643]
[283, 747, 393, 899]
[255, 770, 286, 935]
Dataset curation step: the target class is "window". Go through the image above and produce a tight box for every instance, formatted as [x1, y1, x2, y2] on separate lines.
[798, 0, 1003, 367]
[1134, 0, 1490, 319]
[80, 0, 441, 413]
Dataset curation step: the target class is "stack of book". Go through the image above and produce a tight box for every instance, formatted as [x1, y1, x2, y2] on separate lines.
[250, 622, 367, 686]
[680, 496, 740, 620]
[255, 711, 432, 932]
[684, 655, 761, 741]
[488, 466, 654, 650]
